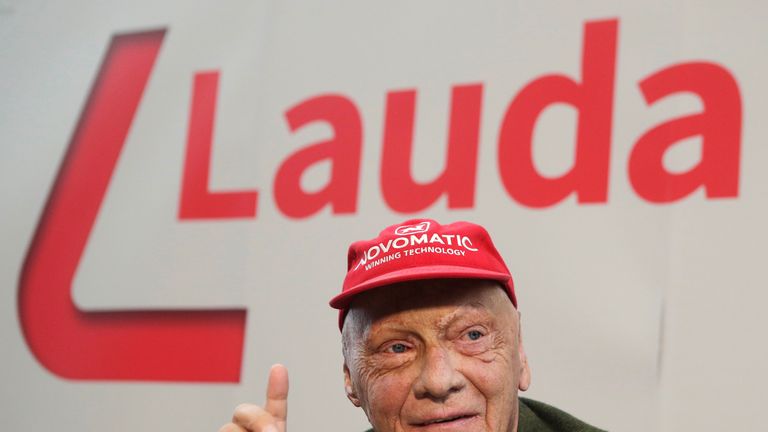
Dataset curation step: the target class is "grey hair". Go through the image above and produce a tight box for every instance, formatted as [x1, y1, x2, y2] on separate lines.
[341, 307, 364, 364]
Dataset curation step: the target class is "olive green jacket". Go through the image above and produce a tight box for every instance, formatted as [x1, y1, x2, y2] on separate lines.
[517, 397, 605, 431]
[364, 397, 605, 431]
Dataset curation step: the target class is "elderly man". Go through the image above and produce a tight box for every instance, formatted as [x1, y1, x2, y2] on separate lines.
[219, 219, 603, 432]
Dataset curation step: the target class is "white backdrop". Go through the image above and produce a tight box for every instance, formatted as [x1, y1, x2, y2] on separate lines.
[2, 1, 767, 431]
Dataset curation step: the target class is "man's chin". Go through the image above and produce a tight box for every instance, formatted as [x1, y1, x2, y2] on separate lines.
[406, 414, 486, 431]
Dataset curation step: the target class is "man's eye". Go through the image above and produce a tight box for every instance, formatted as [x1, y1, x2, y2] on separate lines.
[388, 343, 408, 353]
[466, 330, 484, 341]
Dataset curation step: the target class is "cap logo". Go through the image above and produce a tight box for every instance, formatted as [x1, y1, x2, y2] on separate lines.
[394, 221, 430, 236]
[351, 226, 479, 272]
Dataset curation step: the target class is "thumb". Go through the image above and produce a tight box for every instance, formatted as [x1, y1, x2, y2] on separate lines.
[265, 364, 289, 423]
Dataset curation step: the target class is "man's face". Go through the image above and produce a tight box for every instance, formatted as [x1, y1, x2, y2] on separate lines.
[342, 279, 531, 432]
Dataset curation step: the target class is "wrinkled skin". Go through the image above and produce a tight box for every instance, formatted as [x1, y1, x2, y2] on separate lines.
[342, 279, 531, 432]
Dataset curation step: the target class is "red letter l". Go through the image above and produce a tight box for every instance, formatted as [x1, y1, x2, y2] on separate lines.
[18, 30, 247, 382]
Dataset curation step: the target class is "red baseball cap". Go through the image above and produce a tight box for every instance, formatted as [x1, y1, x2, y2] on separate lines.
[330, 219, 517, 329]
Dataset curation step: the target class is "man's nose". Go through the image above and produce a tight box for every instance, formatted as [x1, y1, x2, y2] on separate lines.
[413, 346, 466, 401]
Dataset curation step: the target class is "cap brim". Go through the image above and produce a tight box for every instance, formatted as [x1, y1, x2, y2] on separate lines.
[329, 264, 512, 310]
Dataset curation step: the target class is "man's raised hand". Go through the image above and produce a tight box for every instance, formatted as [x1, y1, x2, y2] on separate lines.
[218, 364, 289, 432]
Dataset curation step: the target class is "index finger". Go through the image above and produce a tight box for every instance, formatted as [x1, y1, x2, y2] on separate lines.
[265, 364, 289, 421]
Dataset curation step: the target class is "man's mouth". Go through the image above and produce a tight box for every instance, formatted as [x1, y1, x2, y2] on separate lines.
[414, 413, 478, 427]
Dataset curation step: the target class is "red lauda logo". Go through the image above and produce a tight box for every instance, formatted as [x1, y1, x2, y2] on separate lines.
[18, 18, 743, 382]
[395, 222, 431, 236]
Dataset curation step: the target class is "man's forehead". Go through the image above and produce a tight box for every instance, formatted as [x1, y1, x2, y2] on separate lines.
[346, 279, 513, 327]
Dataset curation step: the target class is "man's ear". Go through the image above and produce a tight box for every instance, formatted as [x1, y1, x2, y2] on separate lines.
[516, 315, 531, 392]
[343, 363, 361, 407]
